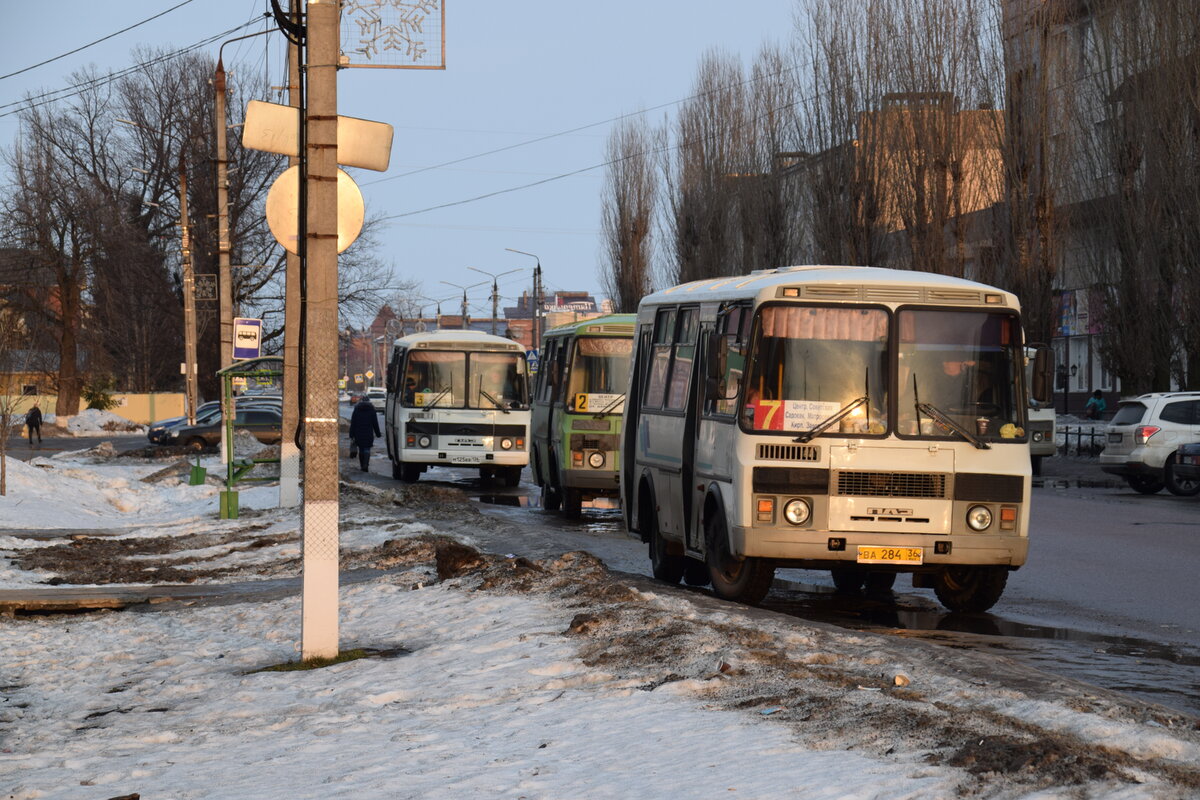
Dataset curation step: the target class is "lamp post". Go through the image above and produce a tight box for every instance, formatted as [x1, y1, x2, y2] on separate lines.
[467, 266, 521, 335]
[438, 280, 486, 330]
[505, 248, 542, 351]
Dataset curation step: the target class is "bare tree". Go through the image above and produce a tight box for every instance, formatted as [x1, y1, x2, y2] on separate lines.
[599, 114, 659, 311]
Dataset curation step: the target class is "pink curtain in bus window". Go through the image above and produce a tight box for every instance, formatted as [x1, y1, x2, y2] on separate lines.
[762, 307, 885, 341]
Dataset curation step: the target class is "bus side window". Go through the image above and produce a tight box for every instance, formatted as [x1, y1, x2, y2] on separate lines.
[535, 340, 553, 402]
[644, 308, 676, 408]
[665, 308, 698, 410]
[710, 305, 748, 416]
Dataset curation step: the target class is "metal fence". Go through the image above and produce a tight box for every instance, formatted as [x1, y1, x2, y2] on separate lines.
[1057, 425, 1106, 457]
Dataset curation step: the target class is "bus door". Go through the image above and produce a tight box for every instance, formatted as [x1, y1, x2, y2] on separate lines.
[623, 325, 651, 533]
[531, 336, 559, 484]
[680, 317, 713, 554]
[641, 306, 699, 539]
[384, 346, 405, 461]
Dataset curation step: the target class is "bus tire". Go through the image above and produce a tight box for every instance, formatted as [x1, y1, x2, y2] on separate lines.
[503, 466, 523, 488]
[705, 513, 773, 606]
[933, 566, 1007, 613]
[683, 558, 710, 586]
[1031, 454, 1043, 476]
[865, 571, 897, 595]
[400, 462, 422, 483]
[645, 501, 684, 584]
[562, 488, 583, 519]
[830, 567, 865, 593]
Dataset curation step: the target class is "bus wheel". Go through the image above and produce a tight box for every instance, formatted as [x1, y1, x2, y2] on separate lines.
[562, 488, 583, 519]
[649, 528, 684, 585]
[705, 514, 773, 605]
[830, 568, 865, 593]
[391, 459, 403, 480]
[1031, 454, 1043, 476]
[865, 571, 897, 595]
[933, 566, 1007, 613]
[683, 558, 710, 586]
[400, 462, 422, 483]
[502, 466, 523, 488]
[542, 485, 562, 511]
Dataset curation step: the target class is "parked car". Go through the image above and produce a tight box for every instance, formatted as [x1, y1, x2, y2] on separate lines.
[366, 386, 386, 412]
[1099, 392, 1200, 495]
[1173, 441, 1200, 482]
[158, 406, 283, 450]
[147, 401, 221, 443]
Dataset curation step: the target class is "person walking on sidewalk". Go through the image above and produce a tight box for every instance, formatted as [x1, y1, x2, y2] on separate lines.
[348, 396, 381, 472]
[24, 402, 43, 449]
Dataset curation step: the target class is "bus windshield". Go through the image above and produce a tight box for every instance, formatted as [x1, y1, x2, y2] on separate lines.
[402, 350, 528, 410]
[742, 306, 889, 435]
[896, 309, 1022, 438]
[567, 337, 633, 413]
[471, 352, 529, 410]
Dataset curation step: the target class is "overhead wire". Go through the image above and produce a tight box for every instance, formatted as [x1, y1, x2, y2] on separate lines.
[0, 0, 199, 82]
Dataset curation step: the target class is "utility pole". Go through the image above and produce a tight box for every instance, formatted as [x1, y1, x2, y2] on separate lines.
[301, 0, 340, 661]
[505, 248, 542, 351]
[467, 266, 520, 335]
[214, 61, 234, 371]
[280, 2, 302, 508]
[179, 154, 199, 425]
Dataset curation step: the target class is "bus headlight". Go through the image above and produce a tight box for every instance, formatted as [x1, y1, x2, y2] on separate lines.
[1031, 431, 1044, 442]
[418, 435, 432, 448]
[499, 437, 513, 450]
[966, 505, 993, 531]
[587, 451, 605, 469]
[783, 498, 811, 525]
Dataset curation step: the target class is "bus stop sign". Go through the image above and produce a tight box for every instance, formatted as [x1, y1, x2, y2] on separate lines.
[233, 317, 262, 360]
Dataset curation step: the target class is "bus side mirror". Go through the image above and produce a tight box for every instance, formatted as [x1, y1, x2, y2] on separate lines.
[1030, 344, 1053, 406]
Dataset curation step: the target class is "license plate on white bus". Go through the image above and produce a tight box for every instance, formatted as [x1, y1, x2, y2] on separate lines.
[857, 546, 923, 565]
[449, 454, 482, 465]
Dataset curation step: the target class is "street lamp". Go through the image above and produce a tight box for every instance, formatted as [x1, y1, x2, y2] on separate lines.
[505, 248, 543, 351]
[467, 266, 522, 335]
[439, 280, 487, 330]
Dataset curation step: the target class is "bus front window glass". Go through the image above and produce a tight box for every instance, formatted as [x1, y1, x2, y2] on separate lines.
[403, 351, 466, 408]
[896, 310, 1022, 438]
[471, 352, 528, 410]
[567, 337, 633, 412]
[743, 306, 889, 434]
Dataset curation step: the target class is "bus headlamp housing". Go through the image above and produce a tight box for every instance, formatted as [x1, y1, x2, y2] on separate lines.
[499, 437, 513, 450]
[966, 504, 993, 531]
[783, 498, 811, 525]
[587, 451, 605, 469]
[417, 435, 432, 448]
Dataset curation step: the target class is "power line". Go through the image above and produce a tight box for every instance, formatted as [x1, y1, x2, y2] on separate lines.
[0, 17, 266, 118]
[0, 0, 198, 82]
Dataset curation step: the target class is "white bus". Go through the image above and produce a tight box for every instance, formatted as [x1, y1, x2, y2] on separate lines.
[383, 329, 531, 485]
[622, 266, 1052, 613]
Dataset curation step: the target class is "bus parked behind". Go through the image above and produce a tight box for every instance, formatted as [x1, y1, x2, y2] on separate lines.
[622, 266, 1052, 613]
[383, 329, 530, 485]
[530, 314, 635, 517]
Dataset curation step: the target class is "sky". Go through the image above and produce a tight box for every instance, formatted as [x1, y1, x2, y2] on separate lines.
[0, 0, 799, 319]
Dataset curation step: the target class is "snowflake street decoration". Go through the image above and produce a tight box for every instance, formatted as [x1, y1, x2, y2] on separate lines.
[341, 0, 445, 69]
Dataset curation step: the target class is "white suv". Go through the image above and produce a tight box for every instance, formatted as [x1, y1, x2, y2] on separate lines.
[1100, 392, 1200, 495]
[366, 386, 386, 413]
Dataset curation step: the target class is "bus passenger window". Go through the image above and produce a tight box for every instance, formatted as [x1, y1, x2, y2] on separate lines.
[644, 308, 675, 408]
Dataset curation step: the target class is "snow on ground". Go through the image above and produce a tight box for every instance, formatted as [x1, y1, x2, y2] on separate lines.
[2, 450, 1198, 799]
[60, 408, 147, 435]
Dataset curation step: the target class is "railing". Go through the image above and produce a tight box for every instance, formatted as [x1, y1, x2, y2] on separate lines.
[1056, 425, 1106, 457]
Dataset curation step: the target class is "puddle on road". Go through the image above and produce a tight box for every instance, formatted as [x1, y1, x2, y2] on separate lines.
[767, 586, 1200, 717]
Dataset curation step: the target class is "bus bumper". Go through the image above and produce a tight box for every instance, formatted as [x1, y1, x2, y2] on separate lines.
[734, 526, 1029, 568]
[560, 468, 621, 494]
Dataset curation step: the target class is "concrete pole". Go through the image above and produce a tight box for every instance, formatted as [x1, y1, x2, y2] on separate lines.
[301, 0, 340, 660]
[279, 3, 302, 508]
[490, 280, 499, 335]
[179, 155, 199, 425]
[214, 61, 234, 371]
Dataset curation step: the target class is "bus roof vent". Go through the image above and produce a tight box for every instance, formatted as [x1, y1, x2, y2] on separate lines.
[864, 286, 923, 302]
[593, 324, 634, 334]
[757, 443, 820, 462]
[802, 285, 861, 300]
[926, 288, 983, 304]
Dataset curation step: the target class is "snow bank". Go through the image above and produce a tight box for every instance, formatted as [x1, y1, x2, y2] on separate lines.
[62, 407, 146, 435]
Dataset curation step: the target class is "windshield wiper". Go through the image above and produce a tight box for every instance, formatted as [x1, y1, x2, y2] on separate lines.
[793, 395, 869, 443]
[479, 388, 510, 414]
[916, 402, 990, 449]
[423, 386, 451, 410]
[592, 394, 625, 420]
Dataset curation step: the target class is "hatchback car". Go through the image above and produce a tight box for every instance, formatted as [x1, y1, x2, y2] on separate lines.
[366, 386, 386, 412]
[1099, 392, 1200, 495]
[159, 406, 283, 450]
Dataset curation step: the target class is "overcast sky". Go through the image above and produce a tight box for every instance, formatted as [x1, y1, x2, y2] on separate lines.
[1, 0, 798, 315]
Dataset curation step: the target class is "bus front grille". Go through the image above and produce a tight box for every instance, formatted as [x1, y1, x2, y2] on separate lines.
[756, 443, 819, 462]
[836, 471, 947, 498]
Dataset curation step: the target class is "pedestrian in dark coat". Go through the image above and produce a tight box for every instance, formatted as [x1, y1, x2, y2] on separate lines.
[348, 397, 381, 471]
[25, 403, 43, 448]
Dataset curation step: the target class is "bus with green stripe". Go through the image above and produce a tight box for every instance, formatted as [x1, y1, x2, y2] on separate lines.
[530, 314, 636, 517]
